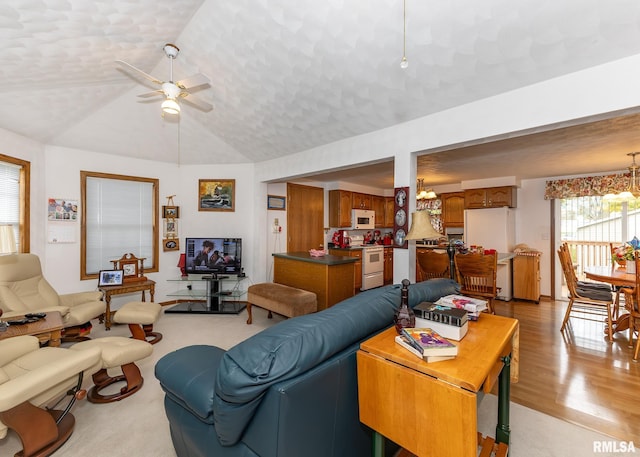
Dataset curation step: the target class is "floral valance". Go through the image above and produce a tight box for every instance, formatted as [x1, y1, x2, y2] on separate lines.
[544, 173, 630, 199]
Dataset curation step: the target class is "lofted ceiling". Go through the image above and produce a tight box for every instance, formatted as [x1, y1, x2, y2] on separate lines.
[3, 1, 640, 186]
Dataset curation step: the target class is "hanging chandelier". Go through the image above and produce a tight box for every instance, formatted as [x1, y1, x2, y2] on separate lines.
[604, 152, 640, 202]
[416, 178, 437, 200]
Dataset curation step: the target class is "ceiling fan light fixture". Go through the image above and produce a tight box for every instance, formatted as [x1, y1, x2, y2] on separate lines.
[162, 98, 180, 115]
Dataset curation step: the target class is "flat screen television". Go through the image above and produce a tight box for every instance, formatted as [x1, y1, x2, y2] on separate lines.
[184, 237, 242, 275]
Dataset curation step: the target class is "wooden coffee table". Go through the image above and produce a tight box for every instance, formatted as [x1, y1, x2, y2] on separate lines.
[0, 311, 64, 347]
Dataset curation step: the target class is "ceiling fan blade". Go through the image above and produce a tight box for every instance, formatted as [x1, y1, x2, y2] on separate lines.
[176, 73, 210, 90]
[137, 90, 164, 99]
[116, 60, 163, 85]
[182, 94, 214, 112]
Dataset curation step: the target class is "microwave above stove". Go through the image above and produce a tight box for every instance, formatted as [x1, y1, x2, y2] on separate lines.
[352, 209, 375, 230]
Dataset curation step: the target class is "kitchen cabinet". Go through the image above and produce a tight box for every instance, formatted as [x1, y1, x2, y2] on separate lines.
[384, 197, 395, 228]
[464, 186, 517, 209]
[384, 247, 393, 285]
[329, 248, 362, 292]
[441, 192, 465, 228]
[513, 253, 540, 303]
[352, 192, 372, 209]
[329, 190, 353, 227]
[372, 195, 386, 228]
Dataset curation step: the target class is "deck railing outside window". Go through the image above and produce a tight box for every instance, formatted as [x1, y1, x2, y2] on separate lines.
[562, 241, 615, 280]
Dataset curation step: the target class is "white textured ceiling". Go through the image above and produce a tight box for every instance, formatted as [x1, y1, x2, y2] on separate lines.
[3, 0, 640, 184]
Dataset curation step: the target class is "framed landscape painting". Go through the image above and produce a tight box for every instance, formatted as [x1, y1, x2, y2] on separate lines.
[198, 179, 235, 212]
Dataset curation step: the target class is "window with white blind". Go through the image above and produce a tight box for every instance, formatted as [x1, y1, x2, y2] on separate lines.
[0, 154, 30, 252]
[81, 171, 158, 278]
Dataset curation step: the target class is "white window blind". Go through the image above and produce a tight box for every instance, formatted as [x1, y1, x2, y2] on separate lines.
[0, 161, 21, 250]
[85, 176, 155, 274]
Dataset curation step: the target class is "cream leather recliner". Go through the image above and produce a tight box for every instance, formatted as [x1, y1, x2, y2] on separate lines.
[0, 335, 102, 456]
[0, 254, 104, 334]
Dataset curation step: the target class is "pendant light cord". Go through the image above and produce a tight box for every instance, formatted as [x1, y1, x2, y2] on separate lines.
[401, 0, 408, 69]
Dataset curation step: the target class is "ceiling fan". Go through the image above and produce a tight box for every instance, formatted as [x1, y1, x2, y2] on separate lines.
[116, 43, 213, 115]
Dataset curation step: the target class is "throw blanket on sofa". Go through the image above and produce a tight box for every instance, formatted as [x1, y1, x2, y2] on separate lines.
[213, 278, 460, 445]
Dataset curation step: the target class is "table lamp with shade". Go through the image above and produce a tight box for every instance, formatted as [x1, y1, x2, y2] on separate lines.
[0, 225, 17, 255]
[405, 211, 456, 280]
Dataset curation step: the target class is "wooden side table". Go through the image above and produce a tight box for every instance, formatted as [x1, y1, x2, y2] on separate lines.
[357, 314, 519, 457]
[0, 311, 64, 347]
[99, 279, 155, 330]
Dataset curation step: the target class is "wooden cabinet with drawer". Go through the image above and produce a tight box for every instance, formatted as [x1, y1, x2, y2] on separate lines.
[513, 253, 541, 303]
[329, 248, 362, 292]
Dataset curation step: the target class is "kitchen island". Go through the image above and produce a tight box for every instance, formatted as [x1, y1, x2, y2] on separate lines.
[273, 252, 357, 311]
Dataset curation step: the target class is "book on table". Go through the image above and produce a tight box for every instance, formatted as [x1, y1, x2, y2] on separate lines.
[394, 335, 456, 362]
[414, 316, 468, 341]
[434, 294, 488, 318]
[400, 327, 458, 357]
[414, 302, 468, 326]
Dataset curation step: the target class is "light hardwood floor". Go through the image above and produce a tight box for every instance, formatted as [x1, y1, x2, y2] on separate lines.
[493, 298, 640, 441]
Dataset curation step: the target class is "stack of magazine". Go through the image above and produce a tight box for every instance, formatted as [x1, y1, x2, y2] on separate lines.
[395, 327, 458, 363]
[434, 294, 488, 321]
[413, 301, 468, 341]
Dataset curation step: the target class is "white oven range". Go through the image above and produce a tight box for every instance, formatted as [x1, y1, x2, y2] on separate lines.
[360, 245, 384, 291]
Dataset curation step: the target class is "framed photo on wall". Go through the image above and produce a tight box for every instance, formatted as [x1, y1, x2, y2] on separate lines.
[162, 206, 180, 218]
[393, 186, 409, 249]
[198, 179, 235, 212]
[267, 195, 286, 210]
[163, 238, 180, 251]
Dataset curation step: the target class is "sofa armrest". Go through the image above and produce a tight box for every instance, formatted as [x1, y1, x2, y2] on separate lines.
[0, 306, 70, 320]
[0, 335, 40, 367]
[59, 291, 103, 307]
[0, 344, 102, 411]
[155, 345, 226, 424]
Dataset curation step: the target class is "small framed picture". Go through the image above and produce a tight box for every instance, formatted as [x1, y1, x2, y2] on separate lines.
[162, 206, 180, 218]
[267, 195, 286, 210]
[164, 219, 178, 237]
[98, 269, 124, 287]
[163, 238, 180, 251]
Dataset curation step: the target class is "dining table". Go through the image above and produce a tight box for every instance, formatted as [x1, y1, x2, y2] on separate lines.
[583, 265, 634, 333]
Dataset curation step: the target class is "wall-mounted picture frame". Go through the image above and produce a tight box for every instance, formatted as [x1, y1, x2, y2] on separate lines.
[198, 179, 235, 212]
[393, 186, 409, 249]
[162, 205, 180, 218]
[164, 219, 178, 238]
[163, 238, 180, 251]
[267, 195, 286, 210]
[98, 269, 124, 287]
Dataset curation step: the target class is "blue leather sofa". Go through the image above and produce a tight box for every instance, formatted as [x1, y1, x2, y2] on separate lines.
[155, 279, 460, 457]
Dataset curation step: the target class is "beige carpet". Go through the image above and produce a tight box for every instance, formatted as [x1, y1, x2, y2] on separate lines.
[0, 307, 622, 457]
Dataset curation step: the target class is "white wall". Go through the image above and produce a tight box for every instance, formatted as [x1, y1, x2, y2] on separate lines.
[35, 145, 257, 310]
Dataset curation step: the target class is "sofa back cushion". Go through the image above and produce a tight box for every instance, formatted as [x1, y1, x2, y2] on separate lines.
[213, 278, 459, 445]
[0, 254, 60, 313]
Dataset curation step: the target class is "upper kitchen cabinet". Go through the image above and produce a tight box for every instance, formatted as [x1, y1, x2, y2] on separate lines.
[329, 190, 353, 227]
[464, 186, 517, 209]
[384, 197, 395, 228]
[352, 192, 372, 210]
[440, 192, 465, 228]
[372, 195, 386, 228]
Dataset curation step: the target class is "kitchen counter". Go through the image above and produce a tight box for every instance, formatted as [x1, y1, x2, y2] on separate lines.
[272, 251, 358, 265]
[272, 252, 356, 310]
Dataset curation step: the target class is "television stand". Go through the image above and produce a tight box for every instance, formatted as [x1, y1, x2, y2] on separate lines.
[165, 275, 247, 314]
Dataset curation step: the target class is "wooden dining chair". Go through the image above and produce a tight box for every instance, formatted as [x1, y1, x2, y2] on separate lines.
[453, 252, 498, 314]
[416, 249, 450, 282]
[557, 243, 614, 342]
[620, 251, 640, 361]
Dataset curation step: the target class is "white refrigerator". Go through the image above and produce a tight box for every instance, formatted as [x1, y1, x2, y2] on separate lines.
[463, 207, 516, 301]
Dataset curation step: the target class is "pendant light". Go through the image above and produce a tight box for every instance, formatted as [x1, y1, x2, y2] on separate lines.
[400, 0, 408, 69]
[618, 152, 640, 200]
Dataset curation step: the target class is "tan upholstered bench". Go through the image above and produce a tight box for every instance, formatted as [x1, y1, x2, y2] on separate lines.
[113, 301, 163, 344]
[71, 336, 153, 403]
[246, 283, 317, 324]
